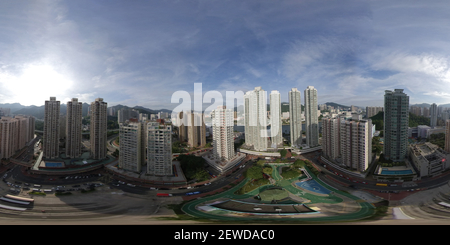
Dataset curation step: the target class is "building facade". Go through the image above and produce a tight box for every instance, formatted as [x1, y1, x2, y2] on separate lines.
[430, 103, 438, 128]
[66, 98, 83, 158]
[289, 88, 302, 148]
[90, 98, 108, 160]
[43, 97, 60, 159]
[0, 117, 18, 159]
[147, 121, 172, 176]
[340, 119, 373, 172]
[269, 90, 282, 147]
[119, 119, 144, 173]
[322, 116, 341, 161]
[211, 106, 235, 161]
[304, 86, 319, 147]
[244, 87, 268, 151]
[366, 106, 383, 118]
[384, 89, 409, 162]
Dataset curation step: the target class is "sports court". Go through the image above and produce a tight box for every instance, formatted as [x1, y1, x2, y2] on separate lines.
[295, 179, 332, 195]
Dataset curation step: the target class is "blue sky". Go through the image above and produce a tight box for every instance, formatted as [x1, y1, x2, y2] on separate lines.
[1, 0, 450, 110]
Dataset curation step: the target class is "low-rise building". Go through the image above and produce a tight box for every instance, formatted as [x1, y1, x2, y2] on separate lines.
[408, 142, 450, 178]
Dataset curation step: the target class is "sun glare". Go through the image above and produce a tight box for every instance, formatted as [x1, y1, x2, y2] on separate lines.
[4, 64, 73, 106]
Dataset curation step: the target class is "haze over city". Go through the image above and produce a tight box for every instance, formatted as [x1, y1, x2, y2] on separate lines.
[1, 1, 450, 109]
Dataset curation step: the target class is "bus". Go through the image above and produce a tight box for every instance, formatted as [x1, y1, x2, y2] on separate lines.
[33, 184, 41, 188]
[156, 193, 172, 197]
[4, 194, 34, 203]
[376, 183, 388, 187]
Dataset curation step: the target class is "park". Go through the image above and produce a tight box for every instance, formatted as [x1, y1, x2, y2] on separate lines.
[180, 159, 379, 223]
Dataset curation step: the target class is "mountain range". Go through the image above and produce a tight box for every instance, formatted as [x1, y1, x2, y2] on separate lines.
[0, 103, 171, 120]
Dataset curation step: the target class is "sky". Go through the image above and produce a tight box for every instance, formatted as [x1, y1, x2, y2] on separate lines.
[1, 0, 450, 110]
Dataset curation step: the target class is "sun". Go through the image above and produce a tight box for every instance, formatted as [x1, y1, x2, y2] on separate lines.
[3, 63, 73, 106]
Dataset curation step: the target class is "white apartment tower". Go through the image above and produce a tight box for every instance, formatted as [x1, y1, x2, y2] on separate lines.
[289, 88, 302, 148]
[244, 87, 268, 151]
[270, 90, 282, 147]
[211, 106, 235, 161]
[147, 121, 173, 176]
[90, 98, 108, 160]
[340, 119, 373, 172]
[44, 97, 60, 159]
[430, 103, 438, 128]
[119, 118, 144, 173]
[66, 98, 83, 158]
[304, 86, 319, 147]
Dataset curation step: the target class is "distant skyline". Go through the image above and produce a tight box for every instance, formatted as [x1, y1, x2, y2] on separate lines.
[2, 1, 450, 109]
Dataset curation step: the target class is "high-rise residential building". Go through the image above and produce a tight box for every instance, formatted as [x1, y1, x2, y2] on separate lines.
[322, 116, 341, 161]
[177, 111, 206, 148]
[119, 118, 144, 173]
[244, 87, 268, 151]
[90, 98, 108, 160]
[304, 86, 319, 147]
[0, 108, 10, 117]
[430, 103, 438, 128]
[14, 115, 30, 150]
[270, 90, 282, 147]
[446, 119, 450, 153]
[384, 89, 409, 162]
[423, 107, 430, 117]
[65, 98, 83, 158]
[410, 106, 421, 116]
[366, 106, 383, 118]
[211, 106, 235, 161]
[340, 119, 373, 172]
[147, 121, 172, 176]
[0, 117, 18, 159]
[43, 97, 60, 159]
[118, 108, 139, 124]
[289, 88, 302, 148]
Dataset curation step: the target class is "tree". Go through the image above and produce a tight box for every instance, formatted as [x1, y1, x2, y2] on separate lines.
[246, 166, 263, 180]
[293, 159, 306, 168]
[262, 166, 273, 176]
[280, 149, 287, 158]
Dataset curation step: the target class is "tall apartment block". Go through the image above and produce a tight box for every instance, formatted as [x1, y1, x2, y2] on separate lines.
[384, 89, 409, 162]
[147, 121, 173, 176]
[366, 106, 383, 118]
[270, 90, 282, 147]
[304, 86, 319, 147]
[119, 118, 144, 173]
[423, 107, 430, 117]
[340, 119, 372, 172]
[118, 108, 139, 124]
[43, 97, 60, 159]
[177, 111, 206, 148]
[244, 87, 268, 151]
[14, 115, 34, 149]
[289, 88, 302, 148]
[211, 106, 235, 161]
[322, 117, 341, 161]
[0, 117, 18, 159]
[66, 98, 83, 158]
[430, 103, 438, 128]
[90, 98, 108, 160]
